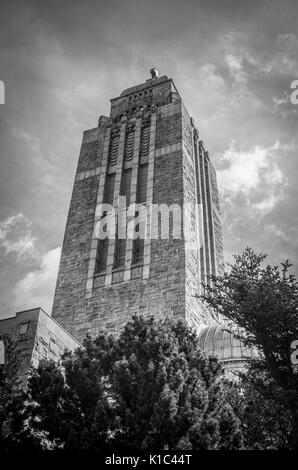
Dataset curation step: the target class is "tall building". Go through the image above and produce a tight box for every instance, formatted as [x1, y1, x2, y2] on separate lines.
[52, 70, 224, 342]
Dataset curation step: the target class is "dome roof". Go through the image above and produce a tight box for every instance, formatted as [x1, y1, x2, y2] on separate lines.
[198, 324, 255, 363]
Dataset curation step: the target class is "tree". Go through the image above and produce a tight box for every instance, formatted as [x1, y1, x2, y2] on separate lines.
[200, 248, 298, 448]
[226, 370, 292, 449]
[27, 355, 116, 450]
[0, 334, 37, 450]
[26, 316, 243, 450]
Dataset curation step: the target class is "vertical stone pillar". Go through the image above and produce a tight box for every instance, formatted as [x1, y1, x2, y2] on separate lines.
[85, 126, 111, 299]
[191, 127, 202, 293]
[143, 111, 157, 279]
[205, 155, 217, 277]
[199, 143, 212, 282]
[105, 118, 127, 286]
[194, 135, 206, 287]
[123, 116, 142, 282]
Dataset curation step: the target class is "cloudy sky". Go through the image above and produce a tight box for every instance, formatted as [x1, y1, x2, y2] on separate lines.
[0, 0, 297, 319]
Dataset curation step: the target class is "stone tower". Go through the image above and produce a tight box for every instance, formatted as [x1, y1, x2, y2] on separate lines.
[52, 70, 224, 341]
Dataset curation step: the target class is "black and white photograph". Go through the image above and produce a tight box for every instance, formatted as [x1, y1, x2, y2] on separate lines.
[0, 0, 298, 456]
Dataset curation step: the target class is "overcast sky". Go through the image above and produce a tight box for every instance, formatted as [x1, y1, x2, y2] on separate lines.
[0, 0, 297, 318]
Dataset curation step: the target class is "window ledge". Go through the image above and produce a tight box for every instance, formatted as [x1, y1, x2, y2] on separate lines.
[93, 271, 106, 278]
[112, 267, 125, 273]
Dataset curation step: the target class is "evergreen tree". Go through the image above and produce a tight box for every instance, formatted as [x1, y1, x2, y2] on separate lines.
[201, 248, 298, 448]
[0, 334, 37, 450]
[27, 316, 243, 450]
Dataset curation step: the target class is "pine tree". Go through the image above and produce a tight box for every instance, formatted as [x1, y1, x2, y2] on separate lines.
[0, 334, 37, 449]
[26, 316, 243, 450]
[201, 248, 298, 448]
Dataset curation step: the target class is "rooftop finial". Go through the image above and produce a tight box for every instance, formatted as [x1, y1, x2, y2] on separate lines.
[150, 67, 159, 79]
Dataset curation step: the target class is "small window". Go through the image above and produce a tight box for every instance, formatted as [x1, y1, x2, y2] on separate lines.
[132, 237, 144, 264]
[19, 322, 30, 335]
[120, 168, 132, 206]
[95, 237, 109, 273]
[114, 237, 126, 268]
[136, 164, 149, 203]
[103, 174, 116, 205]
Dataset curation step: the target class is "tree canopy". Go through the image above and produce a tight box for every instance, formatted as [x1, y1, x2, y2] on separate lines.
[0, 334, 38, 450]
[1, 248, 297, 450]
[201, 247, 298, 449]
[26, 316, 242, 450]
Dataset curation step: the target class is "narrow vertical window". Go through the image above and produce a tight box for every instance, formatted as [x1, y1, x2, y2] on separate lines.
[104, 173, 116, 205]
[123, 130, 134, 162]
[132, 238, 144, 264]
[96, 172, 115, 274]
[108, 129, 120, 167]
[136, 164, 148, 203]
[114, 237, 126, 268]
[95, 237, 109, 273]
[132, 222, 144, 264]
[140, 124, 150, 160]
[120, 168, 132, 207]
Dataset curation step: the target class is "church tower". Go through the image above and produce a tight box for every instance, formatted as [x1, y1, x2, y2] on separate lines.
[52, 70, 224, 341]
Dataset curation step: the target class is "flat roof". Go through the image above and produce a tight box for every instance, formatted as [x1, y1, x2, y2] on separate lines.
[110, 75, 179, 101]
